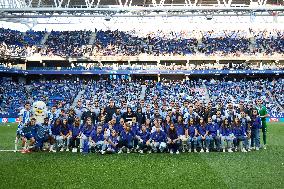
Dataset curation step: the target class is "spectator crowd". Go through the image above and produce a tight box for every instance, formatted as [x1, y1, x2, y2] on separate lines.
[1, 28, 284, 57]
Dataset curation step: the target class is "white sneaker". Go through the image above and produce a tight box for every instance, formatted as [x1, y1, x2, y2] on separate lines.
[200, 149, 204, 153]
[194, 149, 197, 153]
[223, 149, 226, 152]
[148, 150, 152, 154]
[139, 150, 143, 154]
[242, 148, 247, 153]
[256, 147, 259, 151]
[66, 148, 69, 152]
[170, 150, 173, 154]
[118, 150, 123, 154]
[127, 149, 131, 154]
[60, 148, 64, 152]
[228, 149, 233, 153]
[101, 150, 106, 155]
[263, 145, 267, 150]
[176, 150, 180, 155]
[80, 149, 83, 153]
[247, 148, 251, 152]
[206, 149, 209, 153]
[182, 149, 185, 153]
[72, 148, 76, 153]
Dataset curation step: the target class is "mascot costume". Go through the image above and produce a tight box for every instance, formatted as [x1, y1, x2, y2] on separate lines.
[32, 101, 48, 124]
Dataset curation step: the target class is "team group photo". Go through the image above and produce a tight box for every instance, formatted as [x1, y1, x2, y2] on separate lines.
[0, 0, 283, 188]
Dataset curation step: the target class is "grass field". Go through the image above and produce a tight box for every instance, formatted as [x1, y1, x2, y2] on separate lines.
[0, 123, 283, 189]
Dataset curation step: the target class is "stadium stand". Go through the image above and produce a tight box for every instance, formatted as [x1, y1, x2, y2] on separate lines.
[0, 28, 284, 57]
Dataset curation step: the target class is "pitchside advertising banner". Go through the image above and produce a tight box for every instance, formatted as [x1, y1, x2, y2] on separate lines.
[0, 118, 20, 123]
[0, 117, 283, 123]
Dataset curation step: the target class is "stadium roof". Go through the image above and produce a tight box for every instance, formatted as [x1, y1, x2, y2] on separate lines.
[0, 0, 283, 30]
[1, 0, 282, 9]
[20, 0, 282, 7]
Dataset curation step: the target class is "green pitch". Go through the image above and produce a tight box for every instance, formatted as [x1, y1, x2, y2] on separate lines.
[0, 123, 283, 189]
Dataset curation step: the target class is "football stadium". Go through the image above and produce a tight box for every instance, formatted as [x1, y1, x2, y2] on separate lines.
[0, 0, 284, 188]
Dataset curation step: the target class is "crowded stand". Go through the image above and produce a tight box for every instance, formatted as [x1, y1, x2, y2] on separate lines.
[1, 28, 284, 57]
[3, 77, 281, 154]
[0, 81, 29, 118]
[205, 79, 283, 117]
[43, 30, 92, 57]
[0, 79, 83, 118]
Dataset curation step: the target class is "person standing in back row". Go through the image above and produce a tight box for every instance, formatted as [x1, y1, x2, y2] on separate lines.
[256, 99, 269, 149]
[105, 99, 117, 123]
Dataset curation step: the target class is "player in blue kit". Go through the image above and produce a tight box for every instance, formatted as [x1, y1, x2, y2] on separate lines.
[34, 117, 52, 152]
[118, 122, 134, 154]
[15, 102, 31, 152]
[197, 117, 210, 152]
[20, 118, 37, 153]
[220, 118, 234, 152]
[89, 125, 105, 153]
[70, 117, 81, 153]
[147, 124, 167, 153]
[206, 117, 221, 151]
[136, 125, 151, 154]
[251, 109, 262, 151]
[187, 118, 198, 153]
[47, 105, 57, 125]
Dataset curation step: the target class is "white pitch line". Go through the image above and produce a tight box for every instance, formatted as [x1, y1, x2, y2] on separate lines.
[0, 150, 18, 152]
